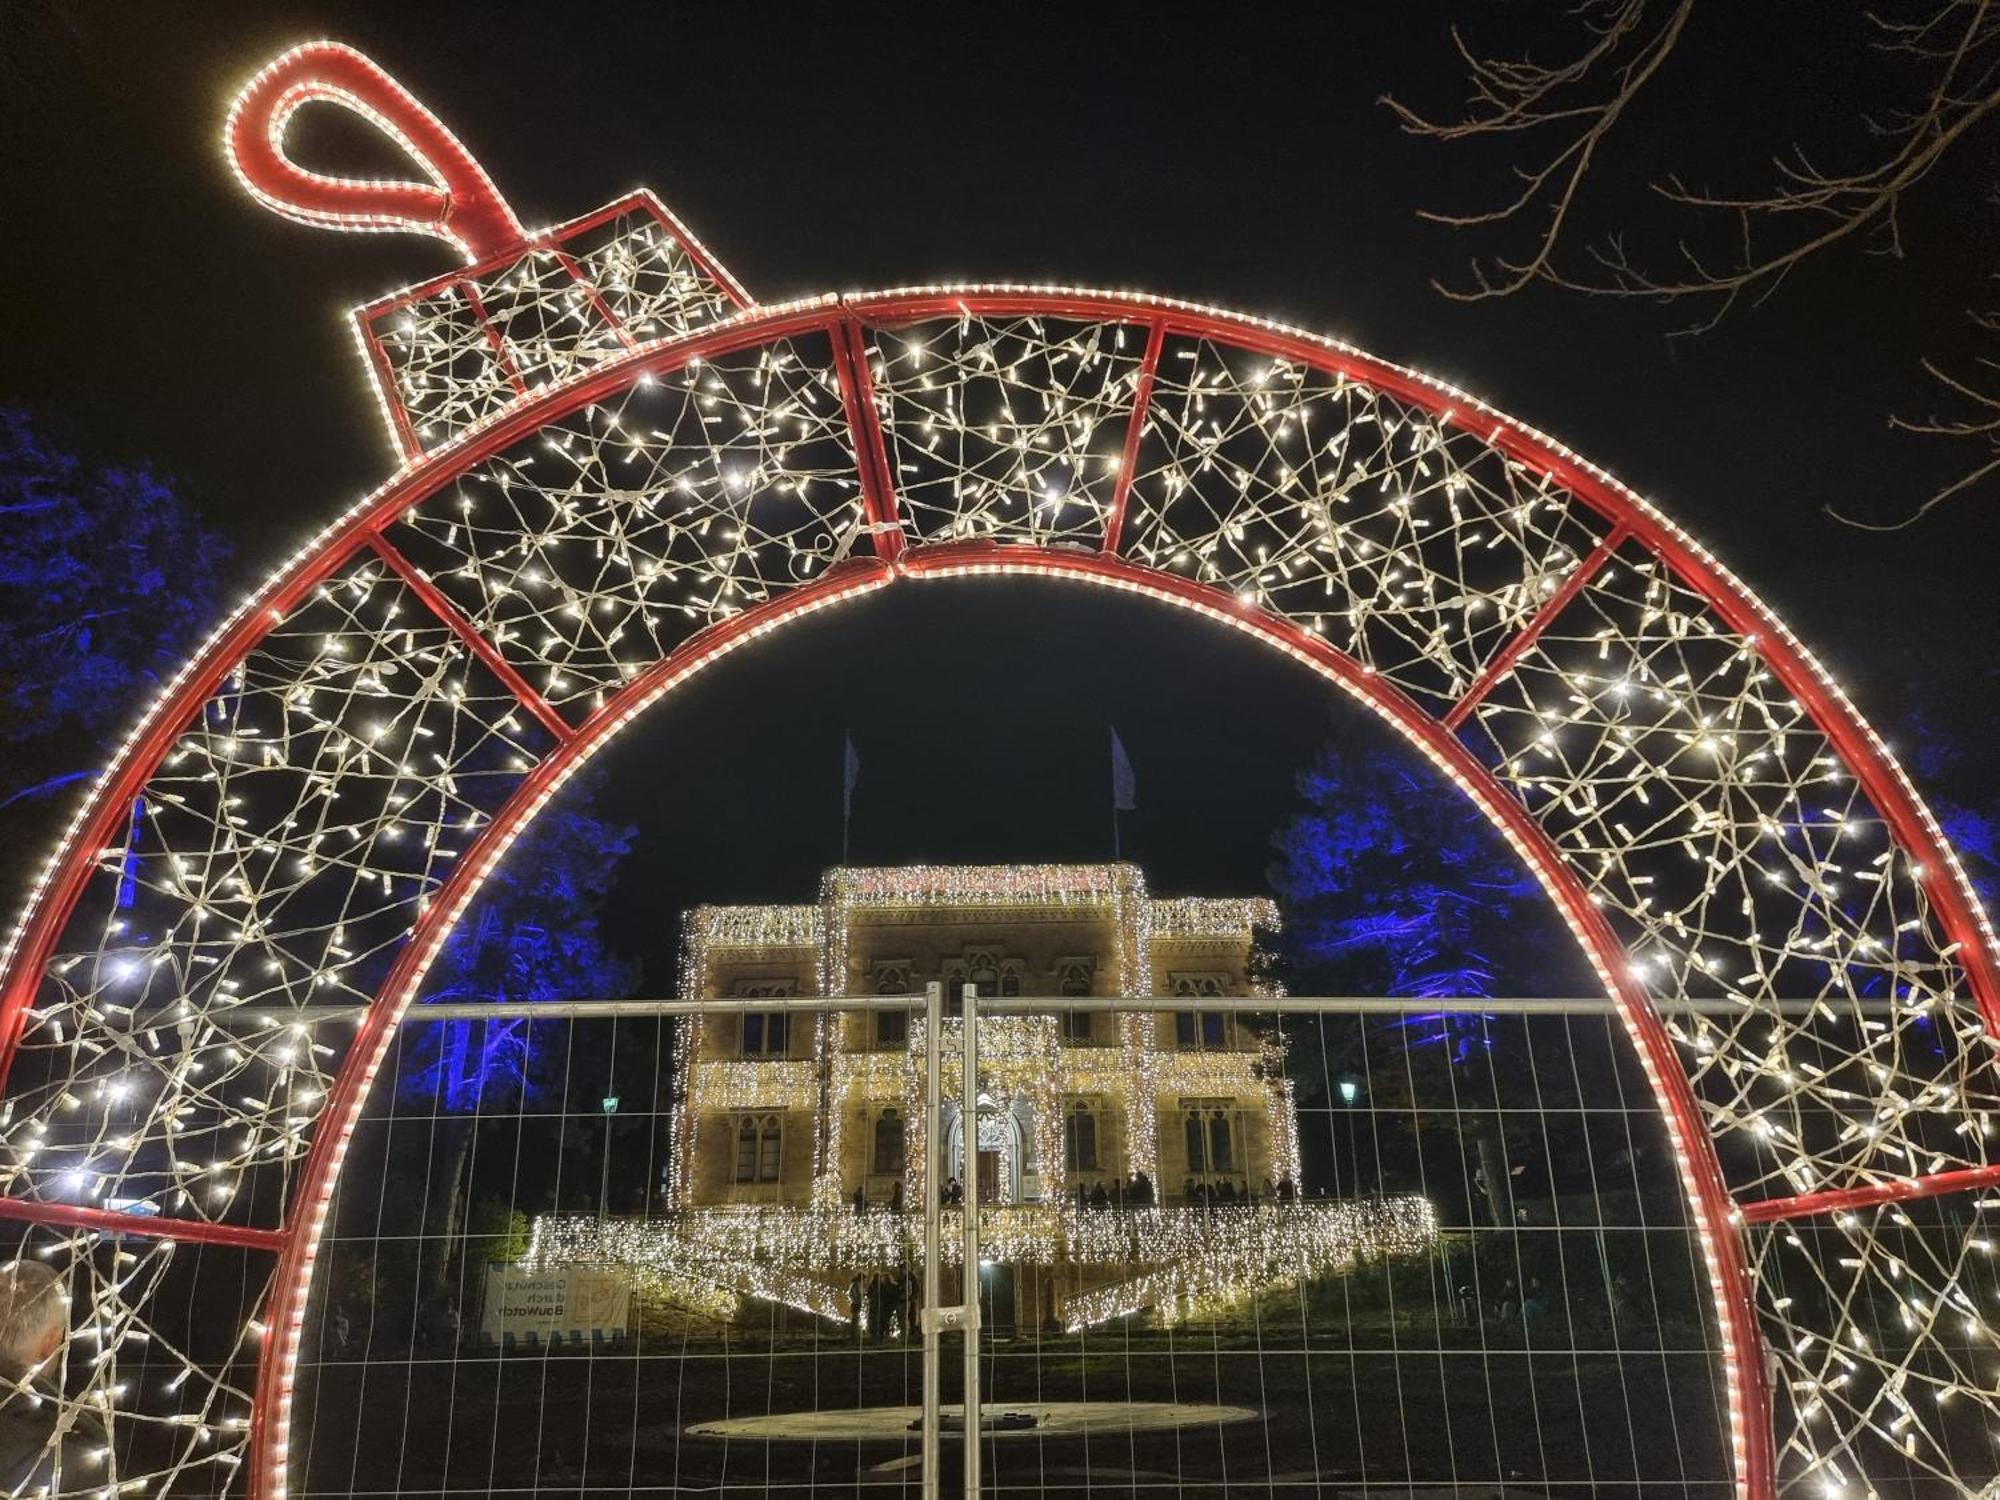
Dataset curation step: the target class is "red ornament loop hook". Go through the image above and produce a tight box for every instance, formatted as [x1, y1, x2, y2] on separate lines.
[225, 41, 528, 265]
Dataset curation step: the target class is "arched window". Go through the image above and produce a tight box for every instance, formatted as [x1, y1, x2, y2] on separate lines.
[1207, 1110, 1234, 1172]
[735, 1113, 781, 1183]
[873, 1107, 905, 1176]
[873, 964, 910, 1047]
[1183, 1110, 1208, 1173]
[999, 965, 1021, 997]
[1182, 1102, 1234, 1175]
[1064, 1102, 1098, 1171]
[1058, 961, 1094, 1042]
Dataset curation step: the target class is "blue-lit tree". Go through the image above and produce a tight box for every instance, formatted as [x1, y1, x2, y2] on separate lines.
[397, 768, 640, 1288]
[1265, 735, 1585, 1224]
[0, 407, 227, 813]
[1267, 738, 1564, 1000]
[1899, 706, 1999, 913]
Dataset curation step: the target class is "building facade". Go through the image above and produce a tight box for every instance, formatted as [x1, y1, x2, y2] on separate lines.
[530, 864, 1435, 1331]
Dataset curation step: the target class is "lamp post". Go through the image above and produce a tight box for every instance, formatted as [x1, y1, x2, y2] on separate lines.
[961, 981, 981, 1500]
[599, 1093, 619, 1221]
[921, 982, 943, 1497]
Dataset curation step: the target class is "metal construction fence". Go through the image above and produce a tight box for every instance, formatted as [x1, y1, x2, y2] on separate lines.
[224, 991, 1862, 1499]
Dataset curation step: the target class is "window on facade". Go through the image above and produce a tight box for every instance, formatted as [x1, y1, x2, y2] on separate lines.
[969, 959, 1000, 998]
[1172, 1010, 1230, 1047]
[1208, 1110, 1234, 1170]
[1183, 1105, 1234, 1173]
[741, 1012, 790, 1057]
[1064, 1103, 1099, 1171]
[1172, 975, 1231, 1049]
[735, 1114, 782, 1183]
[1058, 962, 1094, 1041]
[873, 1108, 905, 1175]
[999, 968, 1021, 997]
[870, 965, 911, 1046]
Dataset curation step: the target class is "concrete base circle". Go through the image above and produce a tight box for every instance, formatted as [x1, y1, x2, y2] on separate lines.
[687, 1401, 1260, 1442]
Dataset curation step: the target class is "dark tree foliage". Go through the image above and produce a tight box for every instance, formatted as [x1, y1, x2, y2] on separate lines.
[391, 768, 641, 1294]
[1265, 738, 1580, 1006]
[399, 768, 642, 1112]
[1901, 707, 2000, 913]
[0, 407, 228, 810]
[1264, 735, 1591, 1226]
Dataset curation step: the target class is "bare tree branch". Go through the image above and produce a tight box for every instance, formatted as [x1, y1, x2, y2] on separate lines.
[1384, 1, 1694, 298]
[1389, 1, 2000, 523]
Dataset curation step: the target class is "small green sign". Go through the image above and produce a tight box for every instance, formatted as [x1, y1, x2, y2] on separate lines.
[602, 1096, 620, 1113]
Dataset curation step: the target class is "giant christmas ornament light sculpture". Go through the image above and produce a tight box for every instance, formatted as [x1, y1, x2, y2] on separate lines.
[0, 37, 1992, 1498]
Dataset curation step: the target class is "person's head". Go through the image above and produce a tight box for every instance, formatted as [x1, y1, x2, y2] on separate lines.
[0, 1260, 67, 1370]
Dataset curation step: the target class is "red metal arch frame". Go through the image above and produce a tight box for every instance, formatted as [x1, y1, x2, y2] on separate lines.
[0, 286, 1986, 1498]
[1, 39, 1995, 1500]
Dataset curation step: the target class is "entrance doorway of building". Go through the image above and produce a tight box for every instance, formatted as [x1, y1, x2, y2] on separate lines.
[950, 1096, 1022, 1205]
[979, 1260, 1017, 1337]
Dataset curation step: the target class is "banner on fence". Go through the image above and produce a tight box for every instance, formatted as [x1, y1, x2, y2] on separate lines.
[482, 1265, 631, 1341]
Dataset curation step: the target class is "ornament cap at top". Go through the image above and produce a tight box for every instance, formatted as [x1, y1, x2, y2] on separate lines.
[225, 40, 528, 264]
[224, 40, 754, 466]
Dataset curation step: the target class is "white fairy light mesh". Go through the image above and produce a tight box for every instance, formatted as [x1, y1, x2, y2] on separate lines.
[0, 1225, 264, 1492]
[4, 558, 550, 1222]
[1460, 546, 2000, 1200]
[1123, 333, 1610, 700]
[362, 201, 738, 456]
[863, 313, 1148, 548]
[1748, 1197, 2000, 1490]
[0, 275, 1993, 1496]
[385, 333, 865, 718]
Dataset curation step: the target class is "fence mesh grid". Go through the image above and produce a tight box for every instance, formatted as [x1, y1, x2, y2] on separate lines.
[242, 997, 1795, 1499]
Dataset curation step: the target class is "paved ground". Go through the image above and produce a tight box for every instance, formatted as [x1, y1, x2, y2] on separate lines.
[687, 1399, 1259, 1441]
[290, 1341, 1735, 1496]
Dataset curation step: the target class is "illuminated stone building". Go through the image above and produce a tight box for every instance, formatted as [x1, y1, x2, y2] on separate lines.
[531, 864, 1436, 1331]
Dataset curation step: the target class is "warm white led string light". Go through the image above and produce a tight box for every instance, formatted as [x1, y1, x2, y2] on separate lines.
[667, 868, 1304, 1242]
[525, 1196, 1440, 1334]
[0, 35, 1989, 1496]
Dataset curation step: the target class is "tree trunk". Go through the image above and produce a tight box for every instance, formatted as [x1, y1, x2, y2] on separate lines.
[1471, 1121, 1514, 1228]
[426, 1114, 478, 1295]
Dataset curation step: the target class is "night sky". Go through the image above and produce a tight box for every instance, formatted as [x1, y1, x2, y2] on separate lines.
[7, 3, 1996, 989]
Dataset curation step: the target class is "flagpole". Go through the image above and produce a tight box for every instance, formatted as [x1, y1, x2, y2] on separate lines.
[1109, 726, 1133, 864]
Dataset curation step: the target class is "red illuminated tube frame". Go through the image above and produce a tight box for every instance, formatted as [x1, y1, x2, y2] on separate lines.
[0, 38, 1993, 1500]
[15, 296, 1985, 1500]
